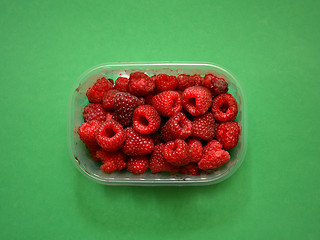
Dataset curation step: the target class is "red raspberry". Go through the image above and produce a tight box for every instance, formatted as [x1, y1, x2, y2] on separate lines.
[133, 105, 161, 134]
[182, 86, 212, 116]
[114, 77, 129, 92]
[128, 72, 155, 96]
[203, 74, 228, 96]
[83, 103, 107, 122]
[154, 74, 178, 92]
[191, 112, 215, 141]
[191, 74, 204, 86]
[89, 150, 100, 162]
[113, 92, 141, 126]
[95, 120, 125, 152]
[198, 149, 230, 170]
[96, 149, 126, 172]
[78, 120, 101, 151]
[102, 89, 119, 110]
[138, 97, 146, 106]
[160, 112, 193, 142]
[212, 93, 238, 122]
[105, 111, 114, 121]
[203, 140, 223, 154]
[187, 139, 203, 163]
[149, 143, 179, 173]
[86, 77, 113, 103]
[151, 91, 182, 116]
[145, 94, 154, 105]
[127, 156, 149, 174]
[123, 127, 154, 156]
[162, 139, 190, 166]
[179, 163, 201, 175]
[216, 122, 240, 149]
[177, 74, 195, 90]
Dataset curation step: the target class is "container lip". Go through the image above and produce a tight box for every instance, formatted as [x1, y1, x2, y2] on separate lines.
[67, 61, 248, 186]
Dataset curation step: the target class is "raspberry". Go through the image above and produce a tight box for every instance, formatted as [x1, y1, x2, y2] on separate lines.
[151, 91, 182, 116]
[203, 74, 228, 96]
[162, 139, 190, 166]
[102, 89, 119, 110]
[212, 93, 238, 122]
[179, 163, 201, 175]
[203, 140, 223, 153]
[160, 112, 193, 142]
[78, 120, 101, 151]
[123, 127, 154, 156]
[191, 74, 204, 86]
[198, 149, 230, 170]
[149, 143, 179, 173]
[145, 94, 154, 105]
[216, 122, 240, 149]
[95, 120, 125, 152]
[127, 156, 149, 174]
[138, 97, 146, 106]
[83, 103, 107, 122]
[182, 86, 212, 116]
[187, 139, 203, 163]
[96, 149, 126, 172]
[128, 72, 155, 96]
[86, 77, 113, 103]
[191, 112, 215, 141]
[105, 111, 114, 121]
[114, 77, 129, 92]
[154, 74, 178, 92]
[113, 92, 140, 126]
[133, 105, 161, 134]
[89, 150, 100, 162]
[177, 74, 195, 90]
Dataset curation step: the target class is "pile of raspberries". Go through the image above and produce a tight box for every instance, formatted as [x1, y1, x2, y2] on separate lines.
[78, 72, 240, 175]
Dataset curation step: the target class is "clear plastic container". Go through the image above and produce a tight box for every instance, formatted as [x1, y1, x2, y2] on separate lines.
[67, 62, 247, 186]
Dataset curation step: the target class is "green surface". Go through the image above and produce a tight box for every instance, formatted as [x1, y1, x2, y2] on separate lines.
[1, 0, 319, 239]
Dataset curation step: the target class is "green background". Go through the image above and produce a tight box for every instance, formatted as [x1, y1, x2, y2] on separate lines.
[1, 0, 319, 239]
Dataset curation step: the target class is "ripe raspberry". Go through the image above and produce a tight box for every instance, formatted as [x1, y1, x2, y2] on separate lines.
[160, 112, 193, 142]
[96, 149, 126, 172]
[212, 93, 238, 122]
[191, 74, 204, 86]
[145, 94, 154, 105]
[78, 120, 101, 151]
[95, 120, 125, 152]
[162, 139, 190, 166]
[89, 149, 100, 162]
[105, 111, 114, 121]
[177, 74, 195, 90]
[182, 86, 212, 116]
[179, 163, 201, 175]
[128, 72, 155, 96]
[86, 77, 113, 103]
[123, 127, 154, 156]
[83, 103, 107, 122]
[151, 91, 182, 116]
[216, 122, 240, 149]
[149, 143, 179, 173]
[127, 156, 149, 174]
[114, 77, 129, 92]
[198, 149, 230, 170]
[154, 74, 178, 92]
[203, 74, 228, 96]
[203, 140, 223, 153]
[133, 105, 161, 134]
[102, 89, 119, 110]
[113, 92, 140, 126]
[192, 112, 215, 141]
[187, 139, 203, 163]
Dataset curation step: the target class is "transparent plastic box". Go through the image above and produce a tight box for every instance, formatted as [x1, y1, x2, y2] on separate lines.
[67, 62, 247, 186]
